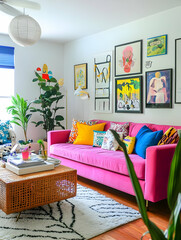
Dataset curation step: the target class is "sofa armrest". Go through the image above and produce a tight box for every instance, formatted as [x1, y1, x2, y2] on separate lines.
[47, 130, 71, 156]
[144, 144, 177, 202]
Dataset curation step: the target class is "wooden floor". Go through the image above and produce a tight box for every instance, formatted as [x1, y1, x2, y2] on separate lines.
[77, 176, 170, 240]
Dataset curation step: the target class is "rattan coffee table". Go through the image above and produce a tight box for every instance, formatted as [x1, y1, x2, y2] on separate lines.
[0, 165, 77, 216]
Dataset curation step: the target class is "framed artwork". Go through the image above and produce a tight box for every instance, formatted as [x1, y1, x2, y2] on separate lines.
[146, 69, 172, 108]
[115, 40, 142, 77]
[115, 76, 143, 113]
[94, 52, 112, 113]
[74, 63, 87, 90]
[175, 38, 181, 103]
[147, 35, 167, 57]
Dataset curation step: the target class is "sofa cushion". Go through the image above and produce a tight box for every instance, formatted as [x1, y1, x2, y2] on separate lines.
[134, 125, 163, 159]
[73, 122, 106, 146]
[93, 131, 106, 147]
[68, 119, 97, 143]
[122, 136, 136, 154]
[0, 120, 11, 144]
[129, 122, 181, 137]
[50, 143, 145, 180]
[158, 127, 179, 145]
[101, 130, 122, 151]
[110, 122, 129, 138]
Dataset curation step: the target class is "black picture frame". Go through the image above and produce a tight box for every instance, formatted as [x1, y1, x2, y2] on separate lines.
[175, 38, 181, 104]
[145, 69, 172, 108]
[115, 40, 142, 77]
[115, 76, 143, 113]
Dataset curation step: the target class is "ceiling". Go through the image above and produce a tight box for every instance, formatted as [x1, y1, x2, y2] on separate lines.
[0, 0, 181, 43]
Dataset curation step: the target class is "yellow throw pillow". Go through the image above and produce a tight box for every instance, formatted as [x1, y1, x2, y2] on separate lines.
[73, 122, 106, 146]
[120, 136, 136, 154]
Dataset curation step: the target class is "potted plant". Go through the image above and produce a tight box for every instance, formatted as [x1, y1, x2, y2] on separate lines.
[31, 72, 65, 137]
[37, 139, 47, 159]
[7, 94, 32, 145]
[111, 129, 181, 240]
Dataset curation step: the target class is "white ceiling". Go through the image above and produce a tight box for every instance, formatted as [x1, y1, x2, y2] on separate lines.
[0, 0, 181, 43]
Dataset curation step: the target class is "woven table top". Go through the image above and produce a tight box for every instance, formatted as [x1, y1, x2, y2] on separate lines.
[0, 165, 76, 184]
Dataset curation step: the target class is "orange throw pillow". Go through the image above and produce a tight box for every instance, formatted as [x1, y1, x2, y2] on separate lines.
[68, 119, 97, 143]
[73, 122, 106, 146]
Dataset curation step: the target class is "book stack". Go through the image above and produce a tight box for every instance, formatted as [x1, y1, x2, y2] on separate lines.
[6, 154, 55, 175]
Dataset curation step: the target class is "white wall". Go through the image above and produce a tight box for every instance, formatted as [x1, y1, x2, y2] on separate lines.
[0, 34, 65, 141]
[64, 6, 181, 128]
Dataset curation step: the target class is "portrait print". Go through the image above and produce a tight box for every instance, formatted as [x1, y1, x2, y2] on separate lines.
[146, 69, 172, 108]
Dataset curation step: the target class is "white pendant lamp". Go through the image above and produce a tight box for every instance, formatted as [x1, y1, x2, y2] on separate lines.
[8, 14, 41, 47]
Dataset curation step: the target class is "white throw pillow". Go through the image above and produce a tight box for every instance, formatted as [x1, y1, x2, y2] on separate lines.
[101, 130, 123, 151]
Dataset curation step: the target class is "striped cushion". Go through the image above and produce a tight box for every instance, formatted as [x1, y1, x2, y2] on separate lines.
[158, 127, 179, 145]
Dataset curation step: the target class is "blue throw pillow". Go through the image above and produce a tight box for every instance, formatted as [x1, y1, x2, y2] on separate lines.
[0, 120, 11, 144]
[134, 125, 163, 159]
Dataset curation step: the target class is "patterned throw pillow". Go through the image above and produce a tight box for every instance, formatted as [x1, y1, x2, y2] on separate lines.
[68, 119, 97, 143]
[120, 136, 136, 154]
[0, 120, 11, 144]
[158, 127, 179, 145]
[101, 130, 123, 151]
[110, 122, 129, 138]
[93, 131, 106, 147]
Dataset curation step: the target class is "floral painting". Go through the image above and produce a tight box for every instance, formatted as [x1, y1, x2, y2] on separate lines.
[74, 63, 87, 90]
[115, 40, 142, 77]
[146, 69, 172, 108]
[115, 76, 142, 113]
[147, 35, 167, 57]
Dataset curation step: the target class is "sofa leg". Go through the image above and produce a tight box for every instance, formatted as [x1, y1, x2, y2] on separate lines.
[146, 200, 149, 211]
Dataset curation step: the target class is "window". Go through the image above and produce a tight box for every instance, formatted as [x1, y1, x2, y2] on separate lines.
[0, 46, 14, 120]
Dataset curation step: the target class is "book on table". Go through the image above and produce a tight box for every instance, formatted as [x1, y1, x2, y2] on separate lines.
[6, 161, 54, 175]
[9, 158, 46, 168]
[5, 153, 56, 175]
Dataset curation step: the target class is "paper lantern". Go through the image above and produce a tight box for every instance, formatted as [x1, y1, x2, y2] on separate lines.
[8, 15, 41, 47]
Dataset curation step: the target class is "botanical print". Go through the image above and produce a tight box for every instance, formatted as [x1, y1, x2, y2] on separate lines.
[147, 35, 167, 57]
[115, 76, 142, 113]
[115, 40, 142, 77]
[146, 69, 172, 108]
[94, 52, 112, 113]
[74, 63, 87, 90]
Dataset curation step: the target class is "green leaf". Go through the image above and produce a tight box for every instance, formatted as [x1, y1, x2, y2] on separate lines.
[56, 122, 65, 129]
[35, 121, 44, 127]
[167, 137, 181, 210]
[33, 99, 42, 104]
[110, 130, 167, 240]
[53, 107, 64, 111]
[10, 120, 21, 127]
[55, 115, 64, 121]
[32, 78, 38, 82]
[35, 72, 45, 82]
[49, 77, 57, 83]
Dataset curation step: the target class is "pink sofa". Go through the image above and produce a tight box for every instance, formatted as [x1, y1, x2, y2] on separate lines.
[48, 120, 180, 203]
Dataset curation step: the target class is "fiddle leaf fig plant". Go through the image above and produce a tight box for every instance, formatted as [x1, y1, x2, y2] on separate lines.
[110, 129, 181, 240]
[31, 72, 65, 135]
[7, 94, 32, 143]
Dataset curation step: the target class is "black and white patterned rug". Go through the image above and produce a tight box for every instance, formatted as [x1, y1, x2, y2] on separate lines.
[0, 184, 141, 240]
